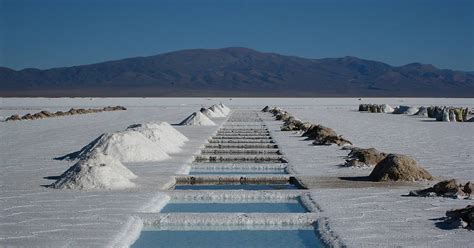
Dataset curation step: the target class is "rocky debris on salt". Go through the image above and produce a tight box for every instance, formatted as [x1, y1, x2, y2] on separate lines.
[5, 106, 127, 121]
[409, 179, 472, 199]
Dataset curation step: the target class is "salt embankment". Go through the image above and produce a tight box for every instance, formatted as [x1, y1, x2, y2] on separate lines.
[55, 130, 171, 162]
[209, 104, 227, 117]
[200, 107, 221, 118]
[52, 121, 189, 190]
[179, 111, 217, 126]
[359, 104, 473, 122]
[127, 122, 188, 154]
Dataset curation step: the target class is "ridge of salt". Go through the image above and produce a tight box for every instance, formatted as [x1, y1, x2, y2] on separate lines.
[209, 105, 227, 117]
[127, 122, 188, 153]
[179, 111, 216, 126]
[51, 152, 137, 190]
[57, 130, 171, 162]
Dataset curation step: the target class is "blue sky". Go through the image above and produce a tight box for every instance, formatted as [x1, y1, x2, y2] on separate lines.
[1, 0, 473, 71]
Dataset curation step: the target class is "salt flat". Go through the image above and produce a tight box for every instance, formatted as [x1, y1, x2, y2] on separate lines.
[1, 97, 473, 247]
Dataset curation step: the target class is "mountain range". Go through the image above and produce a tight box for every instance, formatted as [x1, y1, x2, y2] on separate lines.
[1, 47, 473, 97]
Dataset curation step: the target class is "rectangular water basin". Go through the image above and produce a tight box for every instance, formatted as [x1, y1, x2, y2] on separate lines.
[190, 171, 287, 175]
[160, 201, 307, 213]
[132, 228, 323, 248]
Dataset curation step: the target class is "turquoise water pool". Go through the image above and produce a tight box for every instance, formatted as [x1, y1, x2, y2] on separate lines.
[132, 229, 323, 248]
[161, 201, 306, 213]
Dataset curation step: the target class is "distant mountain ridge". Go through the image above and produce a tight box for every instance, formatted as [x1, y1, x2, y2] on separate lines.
[1, 47, 473, 97]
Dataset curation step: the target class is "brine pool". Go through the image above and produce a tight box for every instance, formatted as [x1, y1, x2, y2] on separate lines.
[131, 228, 323, 248]
[161, 201, 307, 213]
[189, 171, 287, 175]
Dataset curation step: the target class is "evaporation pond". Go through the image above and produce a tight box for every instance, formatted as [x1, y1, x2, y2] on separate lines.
[174, 184, 299, 190]
[190, 171, 287, 175]
[161, 201, 306, 213]
[132, 229, 323, 248]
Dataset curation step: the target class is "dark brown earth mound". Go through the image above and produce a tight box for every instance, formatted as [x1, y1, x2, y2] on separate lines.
[344, 147, 387, 167]
[5, 106, 126, 122]
[303, 124, 352, 146]
[369, 154, 433, 182]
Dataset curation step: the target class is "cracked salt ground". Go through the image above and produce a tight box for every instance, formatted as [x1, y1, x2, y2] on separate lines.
[133, 110, 323, 247]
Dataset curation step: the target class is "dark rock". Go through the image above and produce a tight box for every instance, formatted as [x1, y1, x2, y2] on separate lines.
[409, 179, 467, 198]
[445, 205, 474, 230]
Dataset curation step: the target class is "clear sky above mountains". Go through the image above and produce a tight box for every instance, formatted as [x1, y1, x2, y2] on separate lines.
[1, 0, 473, 71]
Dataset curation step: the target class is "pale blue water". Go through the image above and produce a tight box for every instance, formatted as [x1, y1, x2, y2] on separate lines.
[190, 171, 287, 175]
[161, 202, 306, 213]
[131, 229, 323, 248]
[174, 184, 300, 190]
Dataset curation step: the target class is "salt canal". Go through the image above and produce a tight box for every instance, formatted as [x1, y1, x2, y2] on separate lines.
[132, 110, 324, 247]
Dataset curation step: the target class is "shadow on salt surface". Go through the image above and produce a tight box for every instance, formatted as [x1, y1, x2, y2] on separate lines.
[132, 227, 323, 248]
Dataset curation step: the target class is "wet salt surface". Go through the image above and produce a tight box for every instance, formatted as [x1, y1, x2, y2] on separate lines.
[131, 229, 323, 248]
[161, 202, 307, 213]
[173, 184, 300, 190]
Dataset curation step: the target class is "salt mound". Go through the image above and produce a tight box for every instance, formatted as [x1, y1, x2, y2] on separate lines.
[179, 111, 216, 126]
[218, 103, 231, 115]
[414, 106, 428, 117]
[358, 104, 394, 113]
[369, 154, 433, 182]
[209, 105, 227, 117]
[381, 104, 394, 113]
[51, 152, 137, 190]
[127, 122, 188, 153]
[393, 106, 419, 115]
[200, 107, 221, 118]
[56, 130, 171, 162]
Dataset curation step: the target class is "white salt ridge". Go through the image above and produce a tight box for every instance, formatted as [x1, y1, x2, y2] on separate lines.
[139, 213, 317, 227]
[219, 103, 231, 115]
[68, 130, 171, 162]
[414, 106, 428, 116]
[179, 111, 216, 126]
[209, 104, 227, 117]
[393, 105, 419, 115]
[127, 121, 188, 153]
[51, 152, 137, 190]
[200, 107, 221, 118]
[381, 104, 394, 113]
